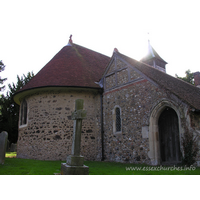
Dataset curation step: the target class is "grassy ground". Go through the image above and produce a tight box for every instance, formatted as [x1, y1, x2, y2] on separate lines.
[1, 152, 200, 175]
[2, 153, 61, 175]
[85, 161, 200, 175]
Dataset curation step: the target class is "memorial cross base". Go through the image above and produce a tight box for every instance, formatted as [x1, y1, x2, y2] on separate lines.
[61, 99, 89, 175]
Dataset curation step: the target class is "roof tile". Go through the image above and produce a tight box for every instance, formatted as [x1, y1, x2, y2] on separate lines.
[18, 43, 110, 92]
[118, 52, 200, 110]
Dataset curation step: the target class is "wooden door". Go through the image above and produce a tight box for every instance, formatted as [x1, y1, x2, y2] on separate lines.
[158, 107, 181, 164]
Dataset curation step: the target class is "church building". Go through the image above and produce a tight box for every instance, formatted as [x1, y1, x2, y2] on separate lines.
[14, 36, 200, 166]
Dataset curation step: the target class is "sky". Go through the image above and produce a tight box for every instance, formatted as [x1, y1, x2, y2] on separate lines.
[1, 0, 200, 94]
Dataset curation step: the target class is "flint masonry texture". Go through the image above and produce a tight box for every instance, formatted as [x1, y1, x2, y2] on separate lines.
[0, 131, 8, 164]
[102, 56, 193, 164]
[16, 90, 102, 161]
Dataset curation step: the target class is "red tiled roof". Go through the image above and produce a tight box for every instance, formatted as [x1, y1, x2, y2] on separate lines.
[17, 43, 110, 92]
[117, 52, 200, 110]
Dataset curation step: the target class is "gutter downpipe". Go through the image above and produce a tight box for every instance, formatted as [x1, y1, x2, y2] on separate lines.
[100, 91, 104, 161]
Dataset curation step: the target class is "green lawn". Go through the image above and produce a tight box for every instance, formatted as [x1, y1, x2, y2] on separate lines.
[1, 153, 61, 175]
[0, 153, 199, 175]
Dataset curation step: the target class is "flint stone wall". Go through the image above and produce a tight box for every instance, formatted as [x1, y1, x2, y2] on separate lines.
[17, 89, 102, 161]
[102, 55, 196, 164]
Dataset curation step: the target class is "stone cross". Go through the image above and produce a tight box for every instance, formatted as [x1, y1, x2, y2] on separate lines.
[71, 99, 87, 156]
[61, 99, 89, 175]
[0, 131, 8, 165]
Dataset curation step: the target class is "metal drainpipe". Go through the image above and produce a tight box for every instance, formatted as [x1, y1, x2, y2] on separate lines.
[100, 92, 104, 161]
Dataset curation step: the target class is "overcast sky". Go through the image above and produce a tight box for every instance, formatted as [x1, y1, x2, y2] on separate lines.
[1, 0, 200, 94]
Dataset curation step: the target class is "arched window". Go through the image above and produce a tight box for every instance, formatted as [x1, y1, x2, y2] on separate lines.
[20, 100, 27, 126]
[113, 106, 122, 133]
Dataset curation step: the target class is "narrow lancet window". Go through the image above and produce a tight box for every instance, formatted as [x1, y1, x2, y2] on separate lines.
[20, 100, 27, 126]
[116, 107, 121, 132]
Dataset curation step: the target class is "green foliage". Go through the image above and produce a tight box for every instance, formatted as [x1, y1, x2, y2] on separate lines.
[176, 69, 194, 85]
[181, 128, 199, 166]
[0, 60, 7, 91]
[0, 72, 34, 143]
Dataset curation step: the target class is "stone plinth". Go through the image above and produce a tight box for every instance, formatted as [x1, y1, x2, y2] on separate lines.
[61, 163, 89, 175]
[67, 155, 84, 166]
[61, 155, 89, 175]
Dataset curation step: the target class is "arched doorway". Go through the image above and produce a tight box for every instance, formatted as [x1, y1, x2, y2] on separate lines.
[158, 107, 181, 164]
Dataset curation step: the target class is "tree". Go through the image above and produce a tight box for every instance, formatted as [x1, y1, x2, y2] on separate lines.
[181, 128, 199, 166]
[0, 60, 7, 91]
[176, 69, 194, 85]
[0, 72, 34, 143]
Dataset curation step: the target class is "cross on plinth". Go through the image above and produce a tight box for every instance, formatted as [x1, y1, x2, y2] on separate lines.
[61, 99, 89, 175]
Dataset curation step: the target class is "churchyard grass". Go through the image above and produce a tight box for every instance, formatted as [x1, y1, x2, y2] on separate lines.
[1, 153, 61, 175]
[0, 153, 200, 175]
[85, 161, 200, 175]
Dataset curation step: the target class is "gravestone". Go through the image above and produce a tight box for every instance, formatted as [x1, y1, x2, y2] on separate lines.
[0, 131, 8, 164]
[10, 143, 17, 152]
[6, 140, 10, 152]
[61, 99, 89, 175]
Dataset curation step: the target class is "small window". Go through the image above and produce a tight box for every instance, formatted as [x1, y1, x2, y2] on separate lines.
[20, 100, 27, 126]
[116, 107, 121, 132]
[113, 106, 122, 134]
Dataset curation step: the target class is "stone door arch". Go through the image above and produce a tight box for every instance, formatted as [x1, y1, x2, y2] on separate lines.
[148, 100, 183, 165]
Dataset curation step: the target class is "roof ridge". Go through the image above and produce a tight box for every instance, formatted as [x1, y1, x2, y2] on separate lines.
[72, 43, 110, 58]
[116, 51, 200, 110]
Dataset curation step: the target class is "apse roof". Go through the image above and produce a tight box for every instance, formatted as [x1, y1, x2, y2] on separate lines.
[15, 39, 110, 93]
